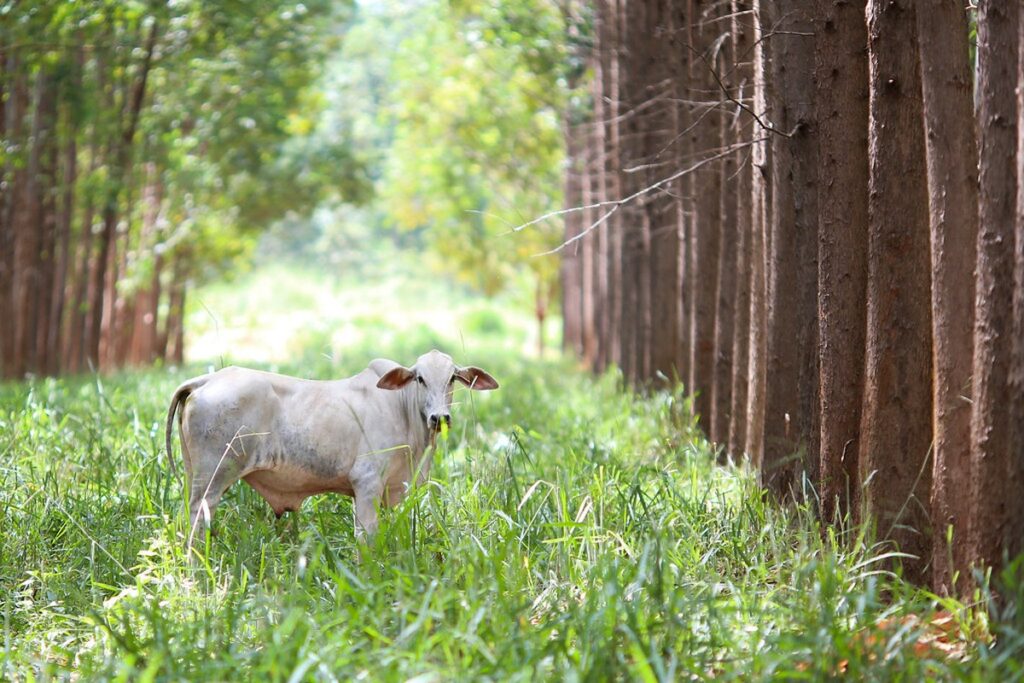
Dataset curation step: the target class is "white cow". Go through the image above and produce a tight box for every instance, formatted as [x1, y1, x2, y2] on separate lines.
[165, 350, 498, 552]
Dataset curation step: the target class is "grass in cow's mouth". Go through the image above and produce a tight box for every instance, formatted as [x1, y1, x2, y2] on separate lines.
[1, 349, 1021, 680]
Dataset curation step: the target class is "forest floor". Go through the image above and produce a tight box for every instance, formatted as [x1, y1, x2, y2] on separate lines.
[1, 264, 1021, 680]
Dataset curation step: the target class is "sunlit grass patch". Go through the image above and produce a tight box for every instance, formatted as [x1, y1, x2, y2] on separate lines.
[2, 352, 1018, 680]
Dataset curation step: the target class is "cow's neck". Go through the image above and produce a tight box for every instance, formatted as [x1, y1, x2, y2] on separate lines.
[399, 385, 432, 474]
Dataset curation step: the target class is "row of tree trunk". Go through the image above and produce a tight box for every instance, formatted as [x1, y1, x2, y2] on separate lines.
[561, 0, 1024, 594]
[0, 35, 187, 380]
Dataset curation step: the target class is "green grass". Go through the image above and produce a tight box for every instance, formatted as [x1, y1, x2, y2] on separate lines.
[2, 266, 1023, 680]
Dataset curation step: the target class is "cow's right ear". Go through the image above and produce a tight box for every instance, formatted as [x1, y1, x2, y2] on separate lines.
[377, 366, 415, 390]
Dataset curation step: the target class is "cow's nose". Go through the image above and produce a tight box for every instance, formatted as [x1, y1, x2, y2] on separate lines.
[428, 414, 451, 430]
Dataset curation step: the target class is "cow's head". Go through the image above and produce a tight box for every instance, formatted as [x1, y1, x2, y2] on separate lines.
[376, 349, 498, 431]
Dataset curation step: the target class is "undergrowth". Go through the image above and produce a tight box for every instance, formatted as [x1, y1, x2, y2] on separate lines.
[1, 339, 1021, 680]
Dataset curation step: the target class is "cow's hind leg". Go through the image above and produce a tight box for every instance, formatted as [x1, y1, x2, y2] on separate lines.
[187, 460, 242, 557]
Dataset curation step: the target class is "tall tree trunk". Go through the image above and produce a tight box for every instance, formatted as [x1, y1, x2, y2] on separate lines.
[48, 66, 79, 377]
[165, 253, 188, 365]
[970, 0, 1020, 581]
[86, 20, 159, 372]
[861, 0, 934, 585]
[562, 119, 584, 357]
[646, 0, 681, 386]
[728, 1, 754, 460]
[761, 0, 819, 499]
[12, 69, 55, 377]
[712, 47, 737, 450]
[581, 114, 599, 368]
[672, 0, 693, 387]
[592, 24, 610, 373]
[688, 12, 722, 433]
[64, 128, 100, 375]
[814, 0, 870, 525]
[33, 70, 59, 376]
[129, 165, 163, 365]
[618, 0, 645, 384]
[0, 48, 22, 377]
[916, 0, 979, 595]
[1012, 10, 1024, 585]
[603, 0, 623, 372]
[744, 0, 771, 468]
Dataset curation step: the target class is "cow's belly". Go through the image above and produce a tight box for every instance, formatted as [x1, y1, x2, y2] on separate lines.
[243, 465, 355, 515]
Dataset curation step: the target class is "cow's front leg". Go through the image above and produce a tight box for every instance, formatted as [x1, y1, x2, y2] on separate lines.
[353, 480, 383, 543]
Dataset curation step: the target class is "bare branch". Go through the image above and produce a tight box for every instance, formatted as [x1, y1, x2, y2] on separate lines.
[519, 136, 769, 256]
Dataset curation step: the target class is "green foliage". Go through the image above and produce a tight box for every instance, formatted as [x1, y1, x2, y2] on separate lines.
[0, 337, 1016, 679]
[307, 0, 579, 300]
[1, 0, 363, 290]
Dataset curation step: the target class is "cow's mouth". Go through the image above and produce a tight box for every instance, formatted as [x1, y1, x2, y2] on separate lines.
[427, 414, 452, 432]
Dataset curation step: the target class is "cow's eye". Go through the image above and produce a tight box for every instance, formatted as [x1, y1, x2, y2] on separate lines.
[417, 376, 426, 386]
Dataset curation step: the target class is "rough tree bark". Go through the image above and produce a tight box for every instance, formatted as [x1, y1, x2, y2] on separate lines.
[861, 0, 934, 585]
[647, 0, 683, 385]
[603, 0, 624, 372]
[971, 0, 1021, 581]
[727, 0, 753, 460]
[814, 0, 869, 525]
[916, 0, 979, 595]
[761, 0, 819, 499]
[1013, 4, 1024, 578]
[618, 0, 648, 384]
[672, 0, 692, 387]
[711, 67, 737, 451]
[744, 0, 771, 468]
[688, 6, 722, 433]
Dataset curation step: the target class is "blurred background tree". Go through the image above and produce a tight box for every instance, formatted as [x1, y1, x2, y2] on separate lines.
[0, 0, 582, 377]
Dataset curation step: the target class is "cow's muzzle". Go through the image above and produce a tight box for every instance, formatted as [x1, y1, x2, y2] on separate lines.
[428, 414, 451, 431]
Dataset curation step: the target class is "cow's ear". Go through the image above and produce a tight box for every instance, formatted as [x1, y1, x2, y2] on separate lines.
[377, 367, 415, 390]
[455, 366, 499, 391]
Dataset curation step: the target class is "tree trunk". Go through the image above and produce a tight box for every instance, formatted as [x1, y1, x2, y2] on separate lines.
[861, 0, 934, 585]
[916, 0, 979, 595]
[814, 0, 870, 525]
[580, 111, 599, 368]
[0, 48, 23, 377]
[1012, 9, 1024, 587]
[603, 0, 623, 372]
[129, 165, 164, 365]
[12, 69, 55, 377]
[744, 0, 771, 468]
[688, 16, 722, 433]
[165, 253, 188, 365]
[65, 132, 100, 375]
[761, 0, 819, 499]
[646, 0, 682, 386]
[672, 0, 692, 387]
[618, 0, 646, 384]
[711, 45, 737, 451]
[970, 0, 1020, 581]
[728, 1, 754, 460]
[562, 119, 584, 357]
[33, 70, 59, 376]
[1013, 6, 1024, 584]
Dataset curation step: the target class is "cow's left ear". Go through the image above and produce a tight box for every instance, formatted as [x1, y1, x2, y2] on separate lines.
[377, 366, 415, 390]
[455, 366, 499, 391]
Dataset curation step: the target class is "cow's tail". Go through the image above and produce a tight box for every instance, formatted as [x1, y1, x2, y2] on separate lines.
[165, 376, 208, 477]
